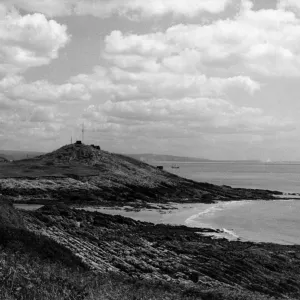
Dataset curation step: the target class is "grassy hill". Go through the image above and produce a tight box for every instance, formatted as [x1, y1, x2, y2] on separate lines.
[0, 143, 281, 205]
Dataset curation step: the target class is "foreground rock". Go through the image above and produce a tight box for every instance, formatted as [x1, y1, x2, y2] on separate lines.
[0, 144, 281, 205]
[19, 204, 300, 299]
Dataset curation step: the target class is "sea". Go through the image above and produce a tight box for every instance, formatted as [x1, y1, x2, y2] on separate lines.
[158, 161, 300, 245]
[159, 161, 300, 193]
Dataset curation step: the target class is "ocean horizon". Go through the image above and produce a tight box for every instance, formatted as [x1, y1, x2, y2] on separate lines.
[157, 160, 300, 193]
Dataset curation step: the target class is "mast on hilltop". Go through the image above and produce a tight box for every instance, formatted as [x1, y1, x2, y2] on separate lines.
[82, 123, 85, 143]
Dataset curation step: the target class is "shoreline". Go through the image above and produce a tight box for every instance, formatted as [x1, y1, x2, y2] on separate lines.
[76, 202, 251, 242]
[77, 199, 300, 245]
[14, 197, 300, 245]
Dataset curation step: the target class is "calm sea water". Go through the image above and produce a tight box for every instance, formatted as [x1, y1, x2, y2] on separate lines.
[159, 161, 300, 193]
[158, 161, 300, 244]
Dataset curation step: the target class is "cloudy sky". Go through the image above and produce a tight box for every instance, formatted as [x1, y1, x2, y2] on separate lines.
[2, 0, 300, 160]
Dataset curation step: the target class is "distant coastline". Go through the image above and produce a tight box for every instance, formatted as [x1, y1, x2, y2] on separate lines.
[0, 150, 45, 161]
[3, 148, 300, 164]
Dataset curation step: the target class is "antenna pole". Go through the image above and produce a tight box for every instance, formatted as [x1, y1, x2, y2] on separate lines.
[82, 123, 85, 142]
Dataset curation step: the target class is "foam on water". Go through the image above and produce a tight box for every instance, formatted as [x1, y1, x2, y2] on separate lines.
[222, 228, 240, 239]
[185, 201, 249, 227]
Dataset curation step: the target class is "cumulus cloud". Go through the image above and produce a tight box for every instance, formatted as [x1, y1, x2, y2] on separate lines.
[71, 65, 260, 103]
[278, 0, 300, 11]
[103, 5, 300, 77]
[0, 75, 91, 103]
[81, 98, 293, 138]
[29, 107, 56, 123]
[109, 67, 260, 98]
[0, 102, 65, 149]
[0, 93, 14, 110]
[10, 80, 91, 102]
[4, 0, 233, 18]
[0, 5, 70, 74]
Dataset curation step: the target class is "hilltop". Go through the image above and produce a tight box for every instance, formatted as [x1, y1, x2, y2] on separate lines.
[0, 143, 281, 205]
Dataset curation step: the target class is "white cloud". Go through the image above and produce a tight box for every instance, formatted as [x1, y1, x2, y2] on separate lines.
[0, 75, 23, 90]
[105, 31, 173, 57]
[0, 76, 91, 103]
[0, 93, 14, 110]
[0, 102, 65, 147]
[278, 0, 300, 11]
[109, 67, 260, 98]
[0, 6, 70, 74]
[82, 98, 293, 138]
[4, 0, 233, 18]
[103, 6, 300, 77]
[29, 107, 56, 123]
[71, 65, 260, 104]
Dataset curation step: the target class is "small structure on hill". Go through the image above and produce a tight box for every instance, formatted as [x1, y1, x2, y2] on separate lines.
[91, 144, 101, 150]
[76, 141, 82, 145]
[157, 166, 164, 170]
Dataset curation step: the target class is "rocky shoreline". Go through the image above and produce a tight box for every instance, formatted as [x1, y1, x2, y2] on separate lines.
[9, 203, 297, 299]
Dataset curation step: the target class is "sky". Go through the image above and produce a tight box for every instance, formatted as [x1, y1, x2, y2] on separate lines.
[2, 0, 300, 160]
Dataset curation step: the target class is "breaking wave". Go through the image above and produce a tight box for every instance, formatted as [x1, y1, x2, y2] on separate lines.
[222, 228, 240, 239]
[185, 201, 249, 228]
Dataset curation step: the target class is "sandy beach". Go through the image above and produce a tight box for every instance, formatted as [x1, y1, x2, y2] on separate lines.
[77, 202, 243, 241]
[78, 203, 214, 225]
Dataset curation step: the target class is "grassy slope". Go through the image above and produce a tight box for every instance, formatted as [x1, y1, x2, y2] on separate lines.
[0, 144, 281, 204]
[1, 247, 278, 300]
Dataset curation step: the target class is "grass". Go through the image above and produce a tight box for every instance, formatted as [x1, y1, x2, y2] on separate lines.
[0, 244, 282, 300]
[0, 161, 99, 179]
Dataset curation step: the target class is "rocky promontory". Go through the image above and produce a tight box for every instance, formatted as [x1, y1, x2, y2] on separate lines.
[0, 143, 282, 205]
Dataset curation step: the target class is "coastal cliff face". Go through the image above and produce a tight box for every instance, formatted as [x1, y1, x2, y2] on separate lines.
[0, 144, 280, 205]
[4, 203, 298, 300]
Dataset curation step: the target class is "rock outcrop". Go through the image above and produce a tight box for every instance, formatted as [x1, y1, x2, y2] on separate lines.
[20, 204, 300, 299]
